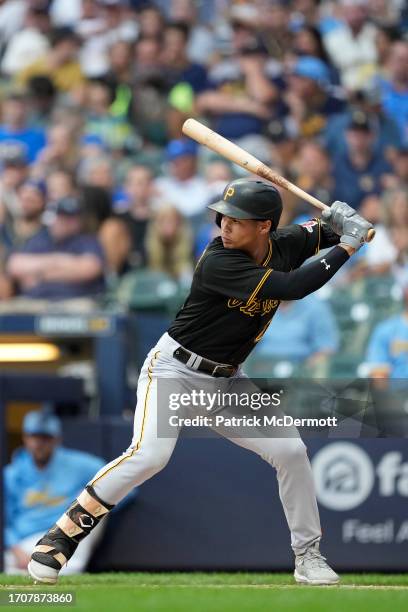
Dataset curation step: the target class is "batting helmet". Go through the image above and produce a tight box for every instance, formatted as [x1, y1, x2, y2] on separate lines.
[208, 178, 282, 230]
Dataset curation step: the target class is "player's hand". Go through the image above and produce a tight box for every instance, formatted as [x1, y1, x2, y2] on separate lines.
[322, 201, 373, 249]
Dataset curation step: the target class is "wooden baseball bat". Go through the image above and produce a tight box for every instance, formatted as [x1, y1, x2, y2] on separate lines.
[182, 118, 375, 242]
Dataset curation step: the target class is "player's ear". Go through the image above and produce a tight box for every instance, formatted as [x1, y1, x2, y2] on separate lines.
[258, 220, 271, 234]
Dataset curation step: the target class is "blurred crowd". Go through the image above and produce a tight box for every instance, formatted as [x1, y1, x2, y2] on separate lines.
[0, 0, 407, 377]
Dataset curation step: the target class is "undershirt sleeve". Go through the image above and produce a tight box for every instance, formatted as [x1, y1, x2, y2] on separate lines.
[201, 245, 349, 302]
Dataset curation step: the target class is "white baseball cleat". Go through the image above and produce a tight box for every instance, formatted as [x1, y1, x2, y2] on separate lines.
[294, 541, 340, 585]
[28, 559, 59, 585]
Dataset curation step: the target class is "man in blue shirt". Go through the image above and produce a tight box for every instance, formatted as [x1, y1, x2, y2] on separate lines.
[7, 196, 105, 300]
[251, 294, 339, 365]
[365, 280, 408, 383]
[376, 42, 408, 146]
[4, 410, 105, 575]
[0, 91, 46, 164]
[332, 110, 392, 209]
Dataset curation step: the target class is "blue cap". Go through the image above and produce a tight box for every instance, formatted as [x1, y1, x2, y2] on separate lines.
[53, 196, 82, 216]
[292, 56, 330, 86]
[23, 410, 61, 437]
[166, 139, 198, 161]
[22, 179, 47, 198]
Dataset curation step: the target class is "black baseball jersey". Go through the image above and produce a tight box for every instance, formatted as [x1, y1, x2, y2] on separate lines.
[168, 219, 347, 365]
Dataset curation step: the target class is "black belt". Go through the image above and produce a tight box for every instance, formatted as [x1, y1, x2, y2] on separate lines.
[173, 347, 237, 378]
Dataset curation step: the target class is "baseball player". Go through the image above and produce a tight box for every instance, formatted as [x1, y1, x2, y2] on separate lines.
[28, 179, 372, 585]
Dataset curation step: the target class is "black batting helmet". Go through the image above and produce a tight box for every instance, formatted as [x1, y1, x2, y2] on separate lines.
[208, 178, 282, 230]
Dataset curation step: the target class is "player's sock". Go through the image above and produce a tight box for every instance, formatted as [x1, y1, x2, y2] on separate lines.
[30, 485, 115, 571]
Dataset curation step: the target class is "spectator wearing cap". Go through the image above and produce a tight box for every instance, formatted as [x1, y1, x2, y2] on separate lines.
[323, 0, 378, 91]
[16, 27, 85, 94]
[1, 5, 51, 77]
[0, 92, 46, 164]
[4, 410, 105, 574]
[7, 196, 105, 300]
[324, 86, 402, 158]
[332, 110, 392, 209]
[375, 41, 408, 145]
[154, 139, 211, 221]
[284, 56, 346, 138]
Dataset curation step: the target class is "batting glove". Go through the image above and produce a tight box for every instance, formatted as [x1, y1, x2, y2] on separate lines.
[322, 201, 373, 249]
[321, 201, 358, 235]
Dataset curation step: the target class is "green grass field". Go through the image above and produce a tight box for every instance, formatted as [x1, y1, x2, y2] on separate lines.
[1, 573, 408, 611]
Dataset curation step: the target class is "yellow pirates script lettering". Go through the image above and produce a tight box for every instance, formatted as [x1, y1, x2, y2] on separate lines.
[227, 298, 279, 317]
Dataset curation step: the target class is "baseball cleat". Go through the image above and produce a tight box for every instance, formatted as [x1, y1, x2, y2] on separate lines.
[28, 559, 59, 585]
[294, 541, 340, 585]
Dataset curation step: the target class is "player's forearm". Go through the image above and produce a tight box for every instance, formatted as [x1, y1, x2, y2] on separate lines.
[262, 245, 350, 300]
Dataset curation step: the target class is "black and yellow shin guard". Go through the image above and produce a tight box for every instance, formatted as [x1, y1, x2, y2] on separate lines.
[31, 485, 114, 570]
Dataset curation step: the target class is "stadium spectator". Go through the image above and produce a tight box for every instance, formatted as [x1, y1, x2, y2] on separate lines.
[79, 185, 112, 234]
[324, 86, 402, 157]
[0, 91, 46, 164]
[324, 0, 378, 91]
[4, 409, 105, 574]
[0, 5, 51, 76]
[26, 76, 57, 128]
[137, 3, 165, 38]
[7, 196, 105, 300]
[196, 37, 277, 141]
[0, 180, 46, 261]
[284, 56, 345, 139]
[16, 26, 84, 95]
[169, 0, 215, 65]
[0, 146, 29, 219]
[386, 145, 408, 189]
[250, 295, 339, 366]
[154, 139, 211, 221]
[290, 25, 340, 84]
[356, 188, 407, 272]
[145, 204, 193, 283]
[45, 170, 77, 204]
[162, 21, 208, 94]
[332, 110, 391, 209]
[131, 35, 168, 145]
[34, 123, 80, 179]
[99, 165, 155, 274]
[376, 41, 408, 144]
[83, 78, 136, 152]
[290, 142, 334, 220]
[365, 276, 408, 383]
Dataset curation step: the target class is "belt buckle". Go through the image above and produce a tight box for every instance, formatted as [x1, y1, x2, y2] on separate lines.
[212, 364, 235, 378]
